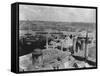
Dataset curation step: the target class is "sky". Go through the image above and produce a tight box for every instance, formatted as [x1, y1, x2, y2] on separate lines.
[19, 5, 96, 23]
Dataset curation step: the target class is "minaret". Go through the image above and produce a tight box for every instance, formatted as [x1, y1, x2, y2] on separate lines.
[84, 31, 88, 61]
[46, 33, 48, 49]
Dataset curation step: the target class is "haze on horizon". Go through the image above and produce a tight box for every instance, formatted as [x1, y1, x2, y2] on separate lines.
[19, 5, 96, 23]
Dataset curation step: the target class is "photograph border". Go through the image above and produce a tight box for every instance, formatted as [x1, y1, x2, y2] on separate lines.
[14, 2, 98, 73]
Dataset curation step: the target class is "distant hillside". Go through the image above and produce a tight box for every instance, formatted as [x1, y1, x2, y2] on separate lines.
[19, 20, 96, 32]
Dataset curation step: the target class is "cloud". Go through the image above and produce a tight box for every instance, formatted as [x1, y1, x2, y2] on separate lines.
[19, 5, 96, 23]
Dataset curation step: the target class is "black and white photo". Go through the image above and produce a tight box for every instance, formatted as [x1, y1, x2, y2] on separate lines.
[11, 2, 97, 73]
